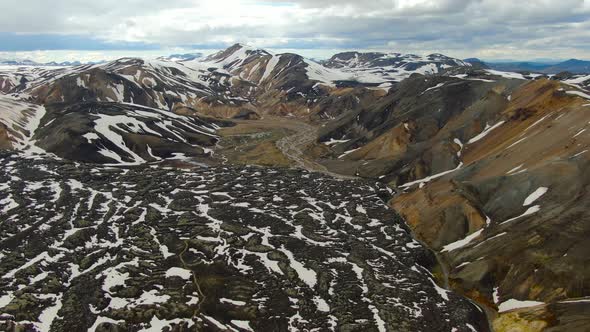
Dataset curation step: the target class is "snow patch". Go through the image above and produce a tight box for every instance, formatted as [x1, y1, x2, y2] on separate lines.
[441, 229, 483, 252]
[523, 187, 548, 206]
[165, 267, 192, 280]
[468, 121, 505, 144]
[498, 299, 544, 313]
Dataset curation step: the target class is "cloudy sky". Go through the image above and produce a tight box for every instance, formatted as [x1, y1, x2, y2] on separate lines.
[1, 0, 589, 62]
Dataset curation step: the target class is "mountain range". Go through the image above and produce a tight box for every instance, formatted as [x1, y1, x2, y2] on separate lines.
[4, 51, 590, 75]
[466, 58, 590, 74]
[0, 53, 201, 69]
[1, 43, 590, 332]
[0, 59, 102, 67]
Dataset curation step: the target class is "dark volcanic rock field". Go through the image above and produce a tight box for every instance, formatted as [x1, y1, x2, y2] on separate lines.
[0, 152, 487, 331]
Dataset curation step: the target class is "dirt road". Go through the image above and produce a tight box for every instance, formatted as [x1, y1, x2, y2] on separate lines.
[218, 116, 356, 179]
[274, 120, 358, 179]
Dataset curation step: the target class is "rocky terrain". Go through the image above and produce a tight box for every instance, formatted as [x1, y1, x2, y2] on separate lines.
[0, 151, 487, 331]
[1, 43, 590, 331]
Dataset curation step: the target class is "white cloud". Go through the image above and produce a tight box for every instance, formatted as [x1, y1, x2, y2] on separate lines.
[0, 0, 589, 60]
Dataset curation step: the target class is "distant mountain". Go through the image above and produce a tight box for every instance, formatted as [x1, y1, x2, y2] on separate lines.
[543, 59, 590, 74]
[475, 58, 590, 74]
[158, 52, 204, 61]
[0, 59, 39, 66]
[0, 59, 103, 67]
[45, 61, 82, 66]
[463, 58, 489, 69]
[463, 58, 482, 62]
[486, 61, 553, 73]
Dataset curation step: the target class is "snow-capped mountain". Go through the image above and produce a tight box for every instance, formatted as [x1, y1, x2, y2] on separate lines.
[324, 51, 471, 70]
[322, 51, 472, 88]
[26, 57, 252, 107]
[199, 43, 348, 88]
[0, 56, 257, 116]
[200, 44, 475, 91]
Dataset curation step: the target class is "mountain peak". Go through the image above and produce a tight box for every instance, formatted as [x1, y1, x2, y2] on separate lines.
[205, 43, 271, 63]
[562, 58, 586, 64]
